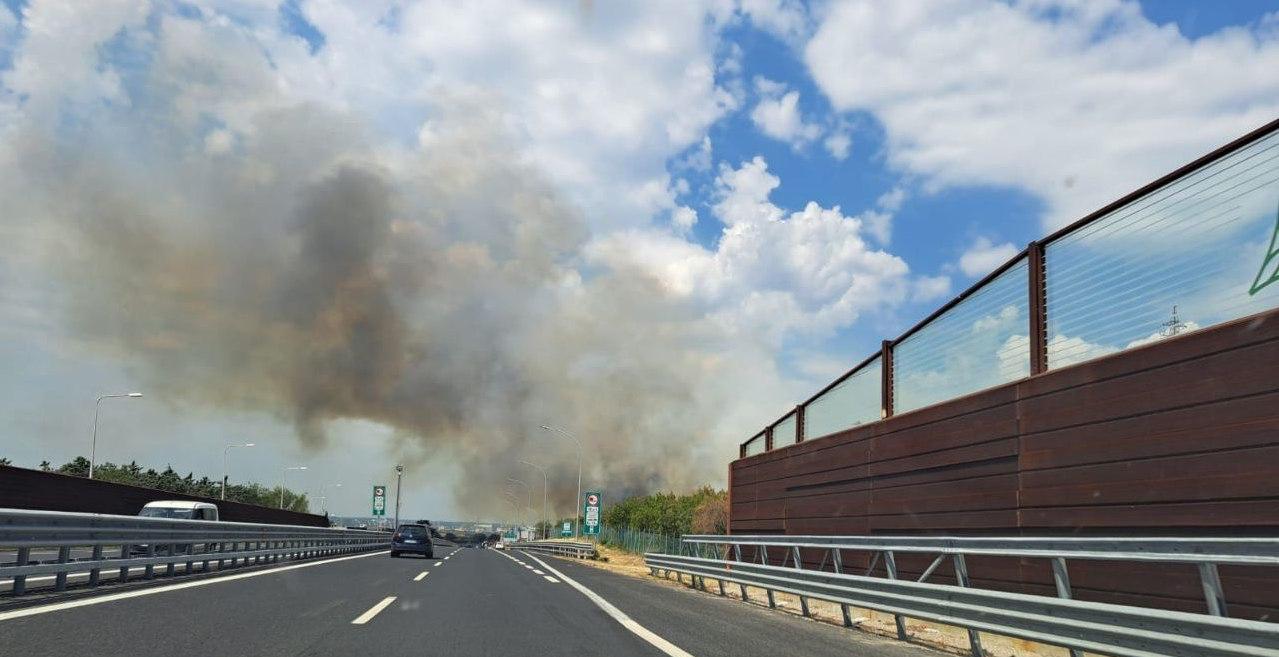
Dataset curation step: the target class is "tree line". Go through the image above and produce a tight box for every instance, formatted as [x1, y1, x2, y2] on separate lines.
[1, 455, 310, 513]
[602, 486, 728, 535]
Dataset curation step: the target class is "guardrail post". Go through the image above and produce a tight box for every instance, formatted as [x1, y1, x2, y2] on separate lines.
[89, 544, 104, 586]
[1050, 558, 1083, 657]
[760, 546, 776, 608]
[792, 546, 811, 617]
[53, 545, 71, 591]
[733, 544, 749, 601]
[953, 554, 984, 657]
[830, 548, 853, 627]
[13, 547, 29, 595]
[144, 544, 156, 579]
[166, 544, 177, 576]
[882, 551, 908, 641]
[118, 545, 129, 582]
[1199, 563, 1229, 617]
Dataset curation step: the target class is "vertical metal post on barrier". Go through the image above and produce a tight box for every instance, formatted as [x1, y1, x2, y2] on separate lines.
[166, 544, 177, 576]
[882, 551, 908, 641]
[953, 554, 984, 657]
[1199, 563, 1228, 617]
[53, 546, 70, 591]
[89, 544, 104, 586]
[13, 547, 29, 595]
[792, 546, 811, 617]
[760, 545, 776, 608]
[734, 544, 749, 601]
[1050, 557, 1083, 657]
[717, 545, 726, 596]
[831, 548, 853, 627]
[118, 545, 130, 582]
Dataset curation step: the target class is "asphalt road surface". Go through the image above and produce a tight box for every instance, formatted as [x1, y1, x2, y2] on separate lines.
[0, 545, 938, 657]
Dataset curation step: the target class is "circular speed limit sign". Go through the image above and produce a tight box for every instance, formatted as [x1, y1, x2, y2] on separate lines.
[586, 493, 599, 505]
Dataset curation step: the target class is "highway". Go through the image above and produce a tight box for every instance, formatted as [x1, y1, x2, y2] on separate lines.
[0, 544, 934, 657]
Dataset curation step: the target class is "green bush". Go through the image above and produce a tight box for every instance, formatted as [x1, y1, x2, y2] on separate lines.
[603, 486, 727, 536]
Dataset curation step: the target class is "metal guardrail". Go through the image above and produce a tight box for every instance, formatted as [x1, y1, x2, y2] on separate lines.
[508, 540, 596, 559]
[647, 535, 1279, 657]
[0, 508, 389, 596]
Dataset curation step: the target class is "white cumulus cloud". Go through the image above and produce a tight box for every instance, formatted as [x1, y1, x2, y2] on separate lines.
[805, 0, 1279, 229]
[959, 237, 1018, 277]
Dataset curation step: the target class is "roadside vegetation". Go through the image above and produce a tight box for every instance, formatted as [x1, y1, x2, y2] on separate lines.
[602, 486, 728, 535]
[1, 455, 310, 512]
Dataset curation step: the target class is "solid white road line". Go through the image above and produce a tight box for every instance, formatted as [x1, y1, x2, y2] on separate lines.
[414, 571, 429, 582]
[520, 551, 695, 657]
[434, 561, 443, 566]
[543, 576, 559, 583]
[0, 550, 389, 623]
[351, 596, 397, 625]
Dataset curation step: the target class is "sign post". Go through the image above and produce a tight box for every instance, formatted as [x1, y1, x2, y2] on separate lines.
[582, 491, 601, 538]
[372, 485, 386, 520]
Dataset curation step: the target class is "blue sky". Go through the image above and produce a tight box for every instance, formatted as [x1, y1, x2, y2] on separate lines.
[0, 0, 1277, 519]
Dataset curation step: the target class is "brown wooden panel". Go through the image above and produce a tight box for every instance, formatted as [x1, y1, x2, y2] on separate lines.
[868, 509, 1019, 532]
[871, 407, 1019, 463]
[868, 437, 1018, 477]
[1019, 499, 1279, 529]
[1020, 390, 1279, 470]
[1020, 445, 1279, 507]
[1020, 310, 1279, 398]
[1018, 339, 1279, 434]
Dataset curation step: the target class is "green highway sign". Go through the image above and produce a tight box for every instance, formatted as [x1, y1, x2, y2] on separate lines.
[582, 491, 601, 536]
[560, 521, 572, 537]
[372, 485, 387, 516]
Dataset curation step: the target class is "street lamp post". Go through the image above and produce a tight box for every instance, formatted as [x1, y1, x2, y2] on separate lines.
[280, 466, 307, 509]
[506, 478, 530, 535]
[519, 460, 548, 539]
[89, 392, 143, 479]
[319, 482, 342, 515]
[540, 425, 582, 539]
[393, 465, 403, 529]
[221, 443, 255, 500]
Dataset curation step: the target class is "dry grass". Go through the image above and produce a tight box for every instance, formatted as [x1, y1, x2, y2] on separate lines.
[562, 543, 1094, 657]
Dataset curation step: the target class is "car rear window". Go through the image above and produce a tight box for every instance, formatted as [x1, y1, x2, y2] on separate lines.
[397, 527, 427, 539]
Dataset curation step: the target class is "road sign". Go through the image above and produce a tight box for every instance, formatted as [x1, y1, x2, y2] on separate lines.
[582, 490, 601, 536]
[372, 485, 386, 516]
[561, 521, 572, 537]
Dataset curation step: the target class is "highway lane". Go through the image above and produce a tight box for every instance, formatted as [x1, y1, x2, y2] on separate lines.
[0, 545, 938, 657]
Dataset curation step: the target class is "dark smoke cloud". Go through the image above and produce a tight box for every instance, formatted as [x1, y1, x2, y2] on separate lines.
[3, 92, 740, 515]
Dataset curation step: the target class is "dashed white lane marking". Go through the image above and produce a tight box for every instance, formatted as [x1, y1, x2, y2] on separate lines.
[414, 571, 429, 582]
[0, 550, 389, 623]
[532, 569, 545, 575]
[434, 561, 443, 566]
[351, 596, 397, 625]
[543, 576, 558, 583]
[519, 551, 694, 657]
[444, 556, 451, 560]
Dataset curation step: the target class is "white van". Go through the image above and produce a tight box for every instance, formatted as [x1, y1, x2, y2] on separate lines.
[138, 500, 219, 521]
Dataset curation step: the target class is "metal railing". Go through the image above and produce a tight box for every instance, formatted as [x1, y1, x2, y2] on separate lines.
[646, 534, 1279, 657]
[1, 508, 389, 596]
[508, 540, 596, 559]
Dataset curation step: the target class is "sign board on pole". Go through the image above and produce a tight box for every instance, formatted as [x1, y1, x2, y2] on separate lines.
[372, 485, 387, 516]
[582, 491, 601, 536]
[560, 521, 572, 537]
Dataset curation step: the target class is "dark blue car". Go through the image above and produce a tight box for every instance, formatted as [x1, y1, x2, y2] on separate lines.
[390, 524, 434, 558]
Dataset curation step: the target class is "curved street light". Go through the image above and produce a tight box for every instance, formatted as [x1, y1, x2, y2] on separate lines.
[519, 460, 549, 539]
[540, 425, 582, 538]
[222, 443, 255, 500]
[319, 482, 342, 515]
[280, 466, 307, 509]
[89, 392, 143, 479]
